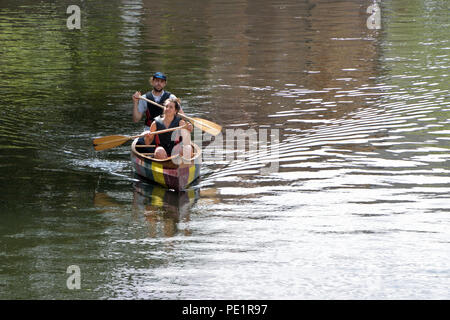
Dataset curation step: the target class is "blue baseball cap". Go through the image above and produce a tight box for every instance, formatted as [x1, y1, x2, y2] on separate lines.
[152, 72, 167, 80]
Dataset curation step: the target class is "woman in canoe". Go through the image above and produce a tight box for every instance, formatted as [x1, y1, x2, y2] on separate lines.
[144, 97, 193, 160]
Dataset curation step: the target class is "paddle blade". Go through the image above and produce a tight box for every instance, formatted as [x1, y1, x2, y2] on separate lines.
[92, 135, 130, 151]
[190, 117, 222, 136]
[93, 135, 128, 145]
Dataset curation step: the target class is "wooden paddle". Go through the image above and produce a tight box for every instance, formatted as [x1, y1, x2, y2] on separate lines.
[93, 126, 185, 151]
[138, 95, 222, 136]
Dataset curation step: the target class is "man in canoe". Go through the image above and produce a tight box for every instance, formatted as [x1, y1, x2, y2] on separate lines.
[132, 71, 192, 156]
[144, 97, 193, 160]
[132, 71, 183, 130]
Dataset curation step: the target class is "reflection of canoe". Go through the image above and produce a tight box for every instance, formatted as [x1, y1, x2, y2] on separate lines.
[133, 177, 199, 213]
[133, 180, 200, 237]
[131, 138, 201, 191]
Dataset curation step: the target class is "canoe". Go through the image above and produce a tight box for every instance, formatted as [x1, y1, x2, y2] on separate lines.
[130, 138, 201, 191]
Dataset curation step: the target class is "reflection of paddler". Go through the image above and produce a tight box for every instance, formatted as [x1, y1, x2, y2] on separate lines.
[133, 180, 199, 237]
[144, 210, 178, 238]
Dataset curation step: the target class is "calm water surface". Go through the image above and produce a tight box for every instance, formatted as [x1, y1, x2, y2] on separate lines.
[0, 0, 449, 299]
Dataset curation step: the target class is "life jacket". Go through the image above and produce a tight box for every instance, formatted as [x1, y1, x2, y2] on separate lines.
[154, 115, 182, 154]
[144, 90, 172, 127]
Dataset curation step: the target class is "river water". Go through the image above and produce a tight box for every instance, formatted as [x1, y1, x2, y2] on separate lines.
[0, 0, 449, 299]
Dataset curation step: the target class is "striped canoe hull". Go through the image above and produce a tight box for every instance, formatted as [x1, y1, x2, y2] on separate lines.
[131, 139, 201, 191]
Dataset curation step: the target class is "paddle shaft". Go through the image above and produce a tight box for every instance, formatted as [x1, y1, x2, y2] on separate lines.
[93, 125, 186, 150]
[138, 95, 217, 132]
[132, 125, 187, 140]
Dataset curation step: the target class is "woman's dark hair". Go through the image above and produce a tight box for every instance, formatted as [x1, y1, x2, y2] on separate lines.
[164, 97, 181, 112]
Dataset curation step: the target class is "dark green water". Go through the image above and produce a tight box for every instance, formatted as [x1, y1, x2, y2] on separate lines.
[0, 0, 449, 299]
